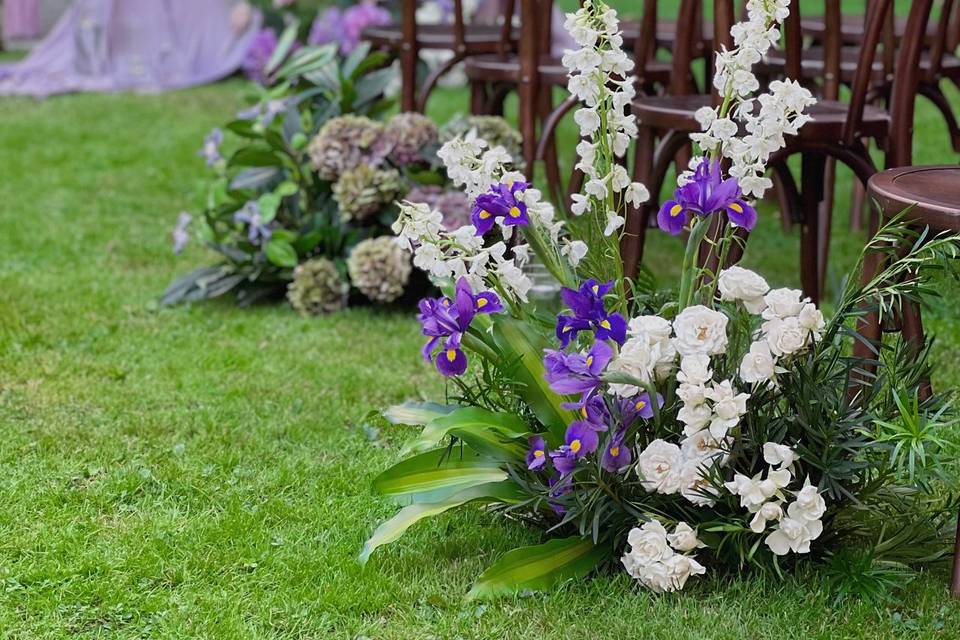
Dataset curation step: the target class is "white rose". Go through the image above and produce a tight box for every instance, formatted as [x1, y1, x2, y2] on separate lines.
[676, 382, 708, 407]
[681, 429, 727, 462]
[739, 340, 777, 384]
[607, 337, 658, 397]
[765, 502, 823, 555]
[636, 440, 683, 494]
[762, 442, 796, 470]
[673, 306, 729, 356]
[624, 519, 673, 565]
[749, 501, 784, 533]
[676, 354, 712, 385]
[792, 482, 826, 521]
[628, 315, 673, 341]
[662, 554, 707, 591]
[763, 316, 809, 357]
[762, 288, 806, 320]
[718, 266, 769, 314]
[667, 522, 706, 552]
[797, 303, 825, 340]
[678, 403, 712, 434]
[633, 560, 673, 593]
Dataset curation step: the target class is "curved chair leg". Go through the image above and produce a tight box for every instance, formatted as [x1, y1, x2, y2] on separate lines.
[537, 95, 579, 207]
[536, 88, 564, 205]
[416, 53, 465, 113]
[918, 81, 960, 153]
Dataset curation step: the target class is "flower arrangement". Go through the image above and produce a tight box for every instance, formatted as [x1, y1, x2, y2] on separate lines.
[363, 0, 960, 600]
[164, 39, 519, 311]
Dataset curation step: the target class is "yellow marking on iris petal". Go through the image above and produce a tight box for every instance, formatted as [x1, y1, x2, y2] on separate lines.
[586, 355, 594, 367]
[508, 206, 522, 218]
[729, 202, 744, 213]
[592, 285, 599, 295]
[609, 446, 620, 457]
[600, 319, 611, 330]
[478, 210, 492, 219]
[533, 449, 544, 458]
[562, 325, 574, 333]
[670, 204, 684, 218]
[581, 407, 588, 418]
[477, 297, 488, 309]
[442, 299, 451, 306]
[635, 400, 647, 410]
[446, 349, 457, 362]
[570, 439, 582, 454]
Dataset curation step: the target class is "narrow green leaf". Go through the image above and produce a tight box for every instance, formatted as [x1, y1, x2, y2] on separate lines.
[264, 21, 300, 77]
[402, 406, 529, 459]
[372, 447, 506, 503]
[359, 481, 523, 564]
[383, 402, 458, 426]
[468, 536, 605, 599]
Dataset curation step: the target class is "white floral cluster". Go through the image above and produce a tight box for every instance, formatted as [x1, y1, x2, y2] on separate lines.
[562, 1, 649, 235]
[608, 306, 750, 507]
[690, 0, 816, 197]
[392, 200, 534, 302]
[725, 443, 826, 556]
[621, 520, 707, 593]
[717, 266, 825, 386]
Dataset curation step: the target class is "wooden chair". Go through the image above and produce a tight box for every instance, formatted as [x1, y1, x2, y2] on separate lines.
[363, 0, 517, 112]
[863, 165, 960, 599]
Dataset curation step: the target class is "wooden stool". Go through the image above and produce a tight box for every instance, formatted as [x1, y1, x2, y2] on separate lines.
[866, 164, 960, 599]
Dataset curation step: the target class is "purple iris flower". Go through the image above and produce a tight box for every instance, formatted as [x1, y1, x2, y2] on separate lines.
[526, 435, 548, 471]
[471, 181, 531, 236]
[198, 128, 223, 167]
[233, 202, 274, 246]
[543, 341, 613, 405]
[564, 420, 600, 457]
[417, 277, 502, 377]
[550, 446, 578, 474]
[619, 392, 664, 425]
[657, 159, 757, 235]
[601, 428, 632, 472]
[556, 279, 627, 348]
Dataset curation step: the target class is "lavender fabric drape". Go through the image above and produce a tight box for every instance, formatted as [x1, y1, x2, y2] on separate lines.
[0, 0, 261, 97]
[2, 0, 41, 40]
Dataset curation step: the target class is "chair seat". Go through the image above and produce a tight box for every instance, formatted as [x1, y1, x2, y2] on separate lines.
[465, 54, 671, 88]
[757, 46, 888, 86]
[632, 95, 889, 140]
[868, 165, 960, 230]
[363, 23, 511, 53]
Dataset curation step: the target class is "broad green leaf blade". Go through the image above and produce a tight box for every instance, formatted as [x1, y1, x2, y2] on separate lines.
[491, 317, 577, 442]
[384, 402, 459, 426]
[468, 536, 605, 600]
[265, 239, 298, 268]
[401, 406, 530, 459]
[372, 447, 507, 504]
[359, 481, 523, 564]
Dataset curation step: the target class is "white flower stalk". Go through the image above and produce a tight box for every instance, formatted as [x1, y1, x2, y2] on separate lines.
[689, 0, 815, 198]
[563, 0, 648, 238]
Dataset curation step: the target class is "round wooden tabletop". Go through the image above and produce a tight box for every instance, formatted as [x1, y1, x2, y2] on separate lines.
[867, 165, 960, 231]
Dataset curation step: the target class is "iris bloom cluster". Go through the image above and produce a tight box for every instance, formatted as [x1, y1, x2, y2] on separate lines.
[657, 159, 757, 235]
[417, 277, 502, 376]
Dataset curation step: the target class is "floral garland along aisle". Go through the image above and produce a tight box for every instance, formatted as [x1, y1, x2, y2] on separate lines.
[365, 0, 960, 599]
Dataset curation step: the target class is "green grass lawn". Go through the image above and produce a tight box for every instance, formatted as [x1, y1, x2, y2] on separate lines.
[1, 72, 959, 637]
